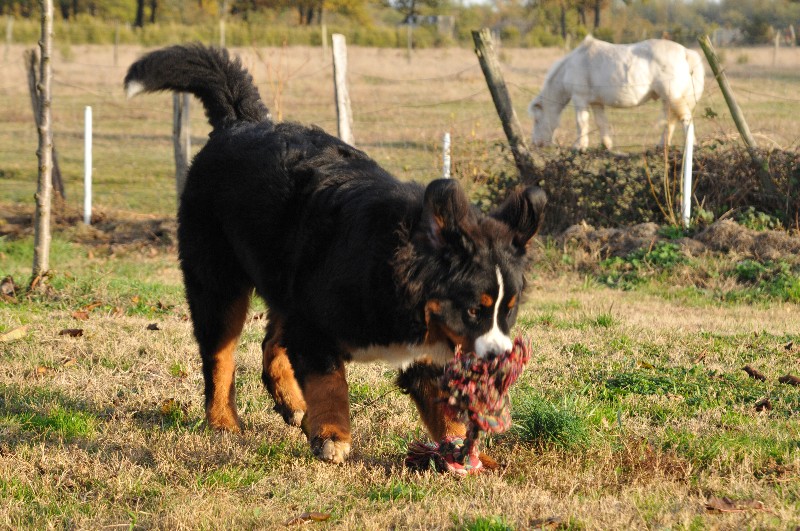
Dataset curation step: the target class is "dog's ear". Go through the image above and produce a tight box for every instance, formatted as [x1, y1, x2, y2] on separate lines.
[421, 179, 473, 250]
[491, 186, 547, 251]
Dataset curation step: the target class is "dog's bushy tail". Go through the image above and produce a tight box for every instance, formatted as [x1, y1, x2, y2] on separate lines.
[124, 44, 270, 130]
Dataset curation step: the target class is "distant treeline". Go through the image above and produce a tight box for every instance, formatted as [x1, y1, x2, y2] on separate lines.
[3, 0, 799, 48]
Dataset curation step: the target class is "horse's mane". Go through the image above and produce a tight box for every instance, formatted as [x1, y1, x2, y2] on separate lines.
[539, 55, 568, 94]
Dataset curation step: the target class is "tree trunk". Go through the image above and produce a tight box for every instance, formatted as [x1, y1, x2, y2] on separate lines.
[472, 28, 542, 180]
[134, 0, 144, 27]
[31, 0, 55, 287]
[594, 0, 601, 29]
[560, 3, 567, 40]
[26, 49, 65, 200]
[149, 0, 157, 24]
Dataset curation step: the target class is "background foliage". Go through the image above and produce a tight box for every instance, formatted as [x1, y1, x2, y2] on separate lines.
[3, 0, 800, 47]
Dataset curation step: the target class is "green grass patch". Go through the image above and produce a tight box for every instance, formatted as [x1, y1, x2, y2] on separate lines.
[725, 259, 800, 303]
[197, 466, 266, 490]
[597, 241, 688, 290]
[510, 391, 590, 450]
[453, 515, 514, 531]
[367, 480, 429, 502]
[9, 406, 99, 439]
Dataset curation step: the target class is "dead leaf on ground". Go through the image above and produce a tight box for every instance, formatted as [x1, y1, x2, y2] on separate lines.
[71, 310, 90, 321]
[146, 323, 161, 331]
[754, 398, 772, 412]
[159, 398, 187, 417]
[1, 276, 18, 297]
[778, 374, 800, 386]
[111, 306, 125, 317]
[705, 496, 765, 513]
[284, 512, 331, 526]
[0, 324, 30, 342]
[82, 301, 103, 311]
[742, 365, 766, 381]
[35, 365, 50, 377]
[59, 328, 84, 337]
[61, 357, 77, 367]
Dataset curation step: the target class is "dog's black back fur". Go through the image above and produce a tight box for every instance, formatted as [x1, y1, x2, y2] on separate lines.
[124, 44, 546, 462]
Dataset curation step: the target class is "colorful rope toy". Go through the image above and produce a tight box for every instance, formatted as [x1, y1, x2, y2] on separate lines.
[405, 336, 531, 476]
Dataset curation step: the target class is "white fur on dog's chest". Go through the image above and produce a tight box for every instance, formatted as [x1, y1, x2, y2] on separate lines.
[349, 342, 454, 368]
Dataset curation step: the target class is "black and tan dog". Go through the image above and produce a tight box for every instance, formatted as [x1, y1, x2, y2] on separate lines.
[125, 45, 545, 464]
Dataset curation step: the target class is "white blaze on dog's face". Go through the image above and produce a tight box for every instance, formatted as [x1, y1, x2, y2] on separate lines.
[474, 267, 514, 357]
[421, 263, 523, 361]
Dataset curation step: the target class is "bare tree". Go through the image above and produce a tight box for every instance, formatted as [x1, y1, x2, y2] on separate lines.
[31, 0, 54, 288]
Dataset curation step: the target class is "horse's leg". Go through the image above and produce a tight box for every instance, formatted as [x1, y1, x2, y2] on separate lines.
[574, 104, 591, 151]
[592, 104, 613, 150]
[658, 101, 675, 148]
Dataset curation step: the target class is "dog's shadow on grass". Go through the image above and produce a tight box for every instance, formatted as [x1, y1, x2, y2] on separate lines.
[1, 382, 461, 474]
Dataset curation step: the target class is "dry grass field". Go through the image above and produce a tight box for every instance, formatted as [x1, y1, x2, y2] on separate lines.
[1, 43, 800, 529]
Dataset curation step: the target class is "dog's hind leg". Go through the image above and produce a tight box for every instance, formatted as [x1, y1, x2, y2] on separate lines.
[185, 273, 251, 433]
[261, 314, 306, 427]
[397, 361, 500, 470]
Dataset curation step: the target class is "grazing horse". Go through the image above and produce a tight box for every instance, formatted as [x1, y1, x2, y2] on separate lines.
[528, 35, 705, 150]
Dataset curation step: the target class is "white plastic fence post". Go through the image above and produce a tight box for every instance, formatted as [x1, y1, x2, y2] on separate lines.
[442, 132, 451, 179]
[681, 121, 694, 228]
[84, 106, 92, 225]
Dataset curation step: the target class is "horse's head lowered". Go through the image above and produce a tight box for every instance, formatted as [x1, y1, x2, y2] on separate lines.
[528, 96, 557, 147]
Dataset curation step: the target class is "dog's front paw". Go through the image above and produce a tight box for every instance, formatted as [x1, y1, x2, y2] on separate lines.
[206, 406, 243, 433]
[310, 437, 351, 464]
[273, 404, 305, 427]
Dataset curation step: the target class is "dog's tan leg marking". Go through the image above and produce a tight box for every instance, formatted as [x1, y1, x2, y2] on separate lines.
[405, 359, 501, 471]
[301, 366, 351, 464]
[205, 293, 249, 433]
[262, 321, 306, 427]
[408, 370, 467, 442]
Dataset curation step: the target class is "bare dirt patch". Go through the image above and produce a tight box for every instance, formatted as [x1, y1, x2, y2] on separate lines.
[4, 202, 798, 265]
[557, 219, 800, 263]
[0, 203, 176, 250]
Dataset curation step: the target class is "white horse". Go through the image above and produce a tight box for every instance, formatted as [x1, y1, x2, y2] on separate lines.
[528, 35, 705, 150]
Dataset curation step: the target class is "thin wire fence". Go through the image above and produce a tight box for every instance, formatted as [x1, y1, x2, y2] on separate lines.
[1, 43, 799, 216]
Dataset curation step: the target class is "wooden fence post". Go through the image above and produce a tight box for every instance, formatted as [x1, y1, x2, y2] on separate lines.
[698, 35, 777, 196]
[472, 28, 541, 181]
[31, 0, 54, 286]
[219, 0, 229, 47]
[26, 48, 64, 199]
[113, 22, 119, 66]
[773, 32, 780, 66]
[173, 93, 191, 201]
[4, 16, 12, 62]
[331, 33, 354, 146]
[406, 23, 413, 63]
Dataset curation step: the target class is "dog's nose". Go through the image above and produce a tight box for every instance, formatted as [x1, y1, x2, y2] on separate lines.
[475, 332, 513, 358]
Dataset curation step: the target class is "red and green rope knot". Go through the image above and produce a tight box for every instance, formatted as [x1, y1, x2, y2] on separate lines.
[405, 336, 531, 476]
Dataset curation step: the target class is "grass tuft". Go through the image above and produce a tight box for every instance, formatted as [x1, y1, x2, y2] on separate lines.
[510, 392, 590, 450]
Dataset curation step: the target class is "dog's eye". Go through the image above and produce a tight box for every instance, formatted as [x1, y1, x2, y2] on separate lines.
[467, 307, 480, 319]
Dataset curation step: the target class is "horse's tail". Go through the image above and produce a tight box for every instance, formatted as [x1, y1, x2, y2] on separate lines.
[124, 44, 271, 131]
[685, 49, 705, 108]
